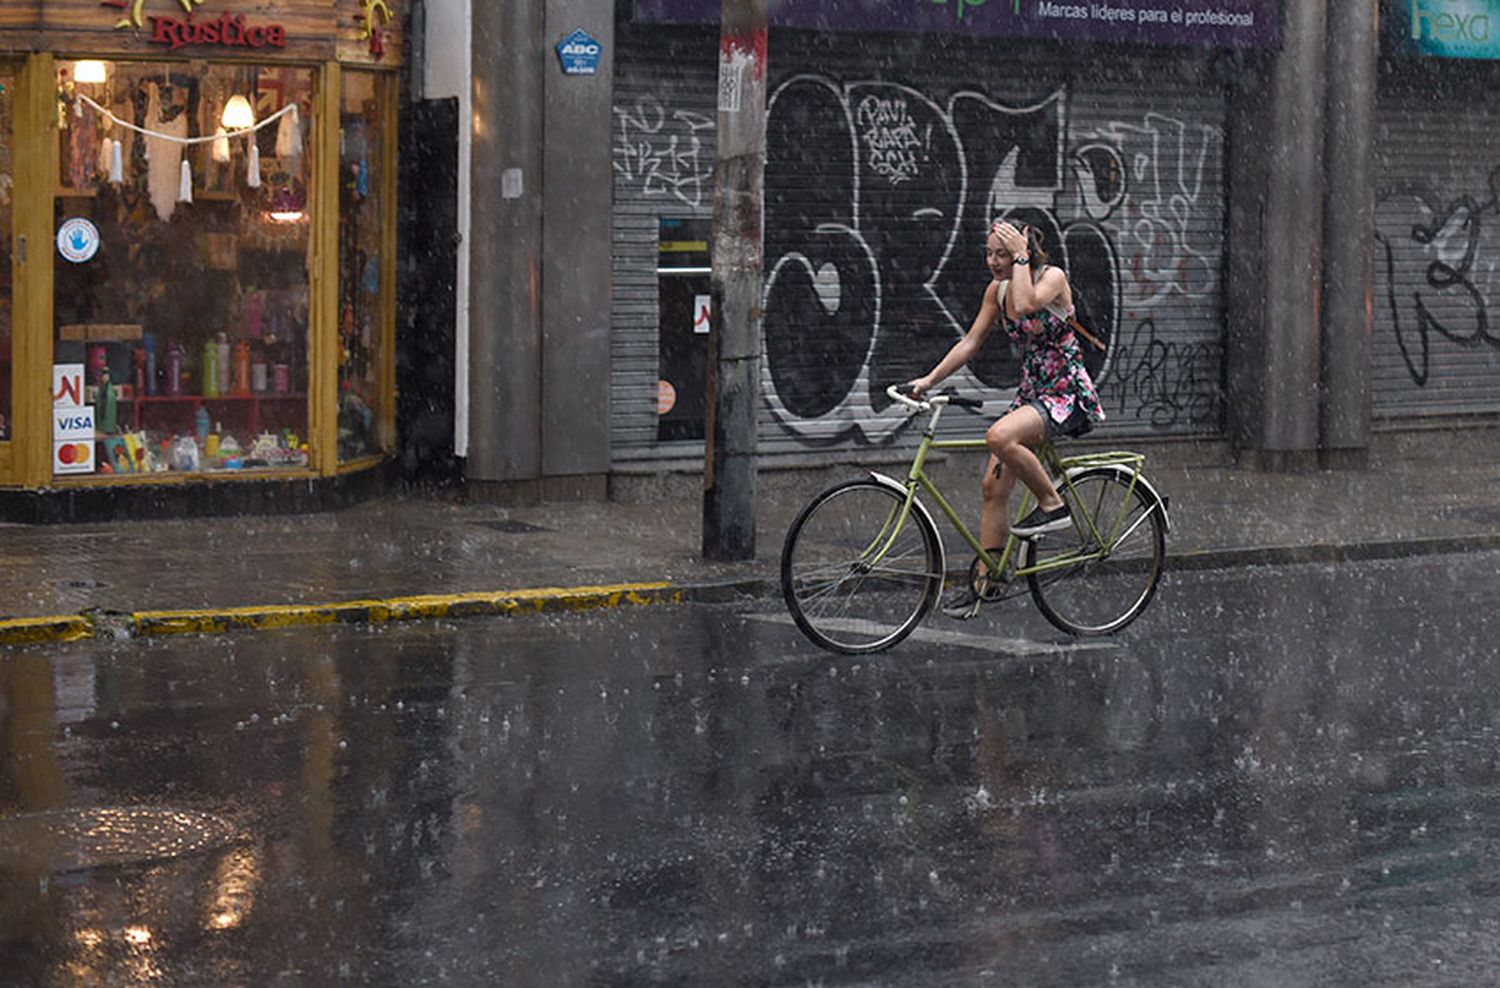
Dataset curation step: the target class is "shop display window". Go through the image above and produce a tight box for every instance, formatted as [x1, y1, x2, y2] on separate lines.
[51, 60, 314, 478]
[0, 67, 13, 442]
[336, 70, 389, 463]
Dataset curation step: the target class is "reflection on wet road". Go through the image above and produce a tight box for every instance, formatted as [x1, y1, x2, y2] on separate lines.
[3, 551, 1500, 985]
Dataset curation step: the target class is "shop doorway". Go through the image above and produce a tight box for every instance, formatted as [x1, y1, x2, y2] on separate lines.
[396, 96, 459, 485]
[656, 217, 711, 442]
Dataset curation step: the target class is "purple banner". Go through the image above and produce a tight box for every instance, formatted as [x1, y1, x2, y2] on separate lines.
[634, 0, 1281, 48]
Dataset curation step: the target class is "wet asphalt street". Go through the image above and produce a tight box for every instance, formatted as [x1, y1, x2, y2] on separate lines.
[3, 551, 1500, 986]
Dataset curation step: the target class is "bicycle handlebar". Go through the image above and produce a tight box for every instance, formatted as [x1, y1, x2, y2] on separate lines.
[885, 384, 985, 411]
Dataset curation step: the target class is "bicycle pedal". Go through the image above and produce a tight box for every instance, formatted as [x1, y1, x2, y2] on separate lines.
[977, 580, 1006, 602]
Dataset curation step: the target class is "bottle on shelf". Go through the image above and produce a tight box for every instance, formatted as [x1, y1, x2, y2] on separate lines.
[143, 332, 158, 396]
[216, 333, 231, 396]
[88, 344, 108, 386]
[233, 341, 252, 395]
[272, 337, 291, 394]
[195, 405, 211, 449]
[166, 344, 183, 396]
[202, 338, 219, 397]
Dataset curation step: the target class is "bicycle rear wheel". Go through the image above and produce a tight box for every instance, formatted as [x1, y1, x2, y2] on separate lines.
[1023, 468, 1165, 635]
[781, 479, 943, 654]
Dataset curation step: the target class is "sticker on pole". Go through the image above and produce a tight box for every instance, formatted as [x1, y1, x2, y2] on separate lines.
[556, 29, 602, 75]
[718, 50, 743, 112]
[57, 218, 100, 264]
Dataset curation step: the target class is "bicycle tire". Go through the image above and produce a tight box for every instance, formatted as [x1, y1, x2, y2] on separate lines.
[1023, 468, 1165, 636]
[781, 479, 943, 654]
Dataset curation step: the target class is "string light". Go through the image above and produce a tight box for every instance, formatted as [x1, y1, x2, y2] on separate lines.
[75, 92, 295, 190]
[74, 93, 295, 146]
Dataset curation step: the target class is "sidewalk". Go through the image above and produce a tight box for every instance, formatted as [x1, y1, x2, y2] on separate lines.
[3, 435, 1499, 644]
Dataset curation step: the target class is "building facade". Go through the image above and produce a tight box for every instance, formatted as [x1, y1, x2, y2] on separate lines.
[443, 0, 1500, 505]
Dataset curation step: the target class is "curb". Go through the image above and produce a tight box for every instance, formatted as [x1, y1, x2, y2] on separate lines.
[3, 534, 1497, 647]
[1, 582, 684, 646]
[1166, 532, 1500, 570]
[0, 615, 94, 646]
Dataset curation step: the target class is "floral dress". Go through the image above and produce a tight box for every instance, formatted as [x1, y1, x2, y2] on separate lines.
[999, 278, 1106, 431]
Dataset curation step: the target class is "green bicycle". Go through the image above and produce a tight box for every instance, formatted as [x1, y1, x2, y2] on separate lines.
[780, 385, 1170, 654]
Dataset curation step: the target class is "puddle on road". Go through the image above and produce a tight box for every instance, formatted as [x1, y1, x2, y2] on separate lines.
[0, 807, 240, 875]
[747, 611, 1119, 657]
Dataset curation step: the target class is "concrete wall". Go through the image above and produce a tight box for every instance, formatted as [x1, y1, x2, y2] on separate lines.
[541, 0, 614, 481]
[463, 0, 614, 498]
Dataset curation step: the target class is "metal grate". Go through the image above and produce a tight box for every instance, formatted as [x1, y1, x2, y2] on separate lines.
[473, 519, 554, 534]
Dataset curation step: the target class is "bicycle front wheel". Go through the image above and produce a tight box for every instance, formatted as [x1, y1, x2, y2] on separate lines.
[781, 479, 943, 654]
[1023, 468, 1165, 636]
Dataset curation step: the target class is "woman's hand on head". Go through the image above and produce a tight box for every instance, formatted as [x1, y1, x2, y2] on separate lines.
[991, 220, 1027, 255]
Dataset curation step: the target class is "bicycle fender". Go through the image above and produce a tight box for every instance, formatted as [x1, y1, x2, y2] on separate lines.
[867, 471, 949, 578]
[1062, 464, 1172, 532]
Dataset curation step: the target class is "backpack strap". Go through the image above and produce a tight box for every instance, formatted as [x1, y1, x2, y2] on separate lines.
[1067, 316, 1106, 350]
[1002, 276, 1105, 350]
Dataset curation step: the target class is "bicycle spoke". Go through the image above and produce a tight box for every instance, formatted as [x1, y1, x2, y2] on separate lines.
[1025, 469, 1165, 635]
[781, 481, 943, 653]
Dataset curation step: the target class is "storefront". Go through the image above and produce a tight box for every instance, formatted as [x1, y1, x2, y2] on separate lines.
[612, 3, 1279, 462]
[0, 0, 402, 511]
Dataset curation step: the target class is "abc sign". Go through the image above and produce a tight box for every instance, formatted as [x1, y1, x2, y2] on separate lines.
[556, 29, 602, 75]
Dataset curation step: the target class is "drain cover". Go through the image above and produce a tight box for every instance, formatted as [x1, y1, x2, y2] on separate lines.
[474, 519, 553, 534]
[0, 807, 239, 874]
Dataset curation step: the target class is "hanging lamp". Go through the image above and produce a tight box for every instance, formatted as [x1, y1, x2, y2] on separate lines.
[74, 60, 108, 85]
[221, 94, 255, 130]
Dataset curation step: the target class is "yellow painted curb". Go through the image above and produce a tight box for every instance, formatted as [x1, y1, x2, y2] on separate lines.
[129, 582, 682, 638]
[0, 615, 94, 646]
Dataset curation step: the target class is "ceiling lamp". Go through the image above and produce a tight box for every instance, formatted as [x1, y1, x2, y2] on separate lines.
[221, 95, 256, 131]
[74, 60, 108, 84]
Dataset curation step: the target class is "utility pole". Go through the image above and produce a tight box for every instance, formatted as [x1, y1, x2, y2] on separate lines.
[702, 0, 768, 561]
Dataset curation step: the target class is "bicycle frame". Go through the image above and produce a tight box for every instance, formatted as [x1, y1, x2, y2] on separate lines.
[877, 399, 1159, 583]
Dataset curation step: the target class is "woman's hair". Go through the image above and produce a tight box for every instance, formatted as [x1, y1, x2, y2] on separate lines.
[1024, 226, 1050, 266]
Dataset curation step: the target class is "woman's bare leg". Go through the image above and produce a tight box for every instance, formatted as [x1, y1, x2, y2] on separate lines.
[986, 406, 1063, 511]
[979, 453, 1016, 560]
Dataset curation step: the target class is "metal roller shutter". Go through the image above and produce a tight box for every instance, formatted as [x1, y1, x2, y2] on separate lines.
[1373, 93, 1500, 420]
[612, 26, 1229, 460]
[611, 30, 720, 454]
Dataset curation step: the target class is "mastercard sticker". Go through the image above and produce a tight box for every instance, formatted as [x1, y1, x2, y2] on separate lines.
[53, 440, 95, 474]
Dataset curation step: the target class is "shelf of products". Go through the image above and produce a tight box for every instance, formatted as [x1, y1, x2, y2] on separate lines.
[50, 60, 317, 479]
[122, 392, 305, 434]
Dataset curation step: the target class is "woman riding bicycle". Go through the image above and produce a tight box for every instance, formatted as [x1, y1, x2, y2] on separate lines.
[907, 218, 1106, 618]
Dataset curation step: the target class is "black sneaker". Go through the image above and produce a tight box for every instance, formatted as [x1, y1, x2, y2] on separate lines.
[940, 585, 983, 620]
[1012, 503, 1072, 537]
